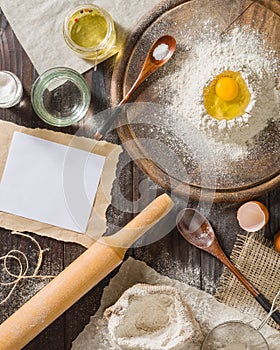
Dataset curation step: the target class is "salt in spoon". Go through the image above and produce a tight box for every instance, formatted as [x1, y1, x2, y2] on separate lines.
[93, 35, 176, 140]
[177, 208, 280, 325]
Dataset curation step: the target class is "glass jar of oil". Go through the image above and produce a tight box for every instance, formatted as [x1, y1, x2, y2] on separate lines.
[63, 4, 116, 64]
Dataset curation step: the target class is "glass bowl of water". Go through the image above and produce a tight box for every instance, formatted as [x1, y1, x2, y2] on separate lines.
[31, 67, 91, 127]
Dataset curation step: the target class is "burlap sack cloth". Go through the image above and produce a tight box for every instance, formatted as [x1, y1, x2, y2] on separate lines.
[216, 233, 280, 330]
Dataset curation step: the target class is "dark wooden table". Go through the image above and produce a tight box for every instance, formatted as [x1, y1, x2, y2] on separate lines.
[0, 4, 279, 349]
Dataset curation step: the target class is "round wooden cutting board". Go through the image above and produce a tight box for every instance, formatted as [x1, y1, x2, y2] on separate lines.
[111, 0, 280, 203]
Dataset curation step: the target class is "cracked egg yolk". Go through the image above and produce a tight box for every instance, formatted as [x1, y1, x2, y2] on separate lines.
[203, 70, 251, 121]
[215, 76, 239, 101]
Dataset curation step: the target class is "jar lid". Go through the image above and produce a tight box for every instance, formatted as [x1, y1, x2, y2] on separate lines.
[31, 67, 91, 127]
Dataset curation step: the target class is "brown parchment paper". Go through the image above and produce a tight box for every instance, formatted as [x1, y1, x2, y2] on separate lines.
[216, 233, 280, 330]
[72, 258, 280, 350]
[0, 120, 122, 248]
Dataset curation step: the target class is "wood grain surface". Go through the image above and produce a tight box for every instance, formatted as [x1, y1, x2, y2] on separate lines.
[0, 1, 280, 349]
[112, 0, 280, 202]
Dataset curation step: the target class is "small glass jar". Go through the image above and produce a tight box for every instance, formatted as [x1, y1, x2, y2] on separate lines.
[31, 67, 91, 127]
[0, 71, 23, 108]
[63, 4, 116, 64]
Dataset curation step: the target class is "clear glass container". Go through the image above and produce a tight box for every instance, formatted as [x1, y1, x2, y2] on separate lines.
[0, 71, 23, 108]
[201, 321, 269, 350]
[63, 4, 116, 64]
[31, 67, 91, 127]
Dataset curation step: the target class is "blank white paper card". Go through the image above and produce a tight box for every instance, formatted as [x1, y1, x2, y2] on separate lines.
[0, 132, 105, 233]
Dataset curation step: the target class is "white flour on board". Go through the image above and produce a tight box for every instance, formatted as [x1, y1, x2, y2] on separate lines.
[155, 24, 280, 163]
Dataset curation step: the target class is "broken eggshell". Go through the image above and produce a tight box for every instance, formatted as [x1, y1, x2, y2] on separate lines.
[237, 201, 269, 233]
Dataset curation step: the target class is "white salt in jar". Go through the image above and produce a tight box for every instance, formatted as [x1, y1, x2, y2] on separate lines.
[0, 71, 23, 108]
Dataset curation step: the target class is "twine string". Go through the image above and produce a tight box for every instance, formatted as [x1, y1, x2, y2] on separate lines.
[0, 232, 54, 305]
[0, 251, 27, 284]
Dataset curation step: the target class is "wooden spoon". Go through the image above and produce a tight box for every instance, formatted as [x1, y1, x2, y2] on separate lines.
[177, 208, 280, 325]
[93, 34, 177, 140]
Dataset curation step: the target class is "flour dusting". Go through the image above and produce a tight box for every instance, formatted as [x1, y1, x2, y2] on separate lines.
[72, 258, 280, 350]
[105, 284, 202, 350]
[155, 25, 279, 163]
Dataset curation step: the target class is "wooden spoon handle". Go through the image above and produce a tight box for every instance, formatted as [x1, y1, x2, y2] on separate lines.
[93, 41, 164, 141]
[219, 251, 259, 296]
[93, 62, 157, 141]
[93, 106, 122, 140]
[0, 193, 174, 350]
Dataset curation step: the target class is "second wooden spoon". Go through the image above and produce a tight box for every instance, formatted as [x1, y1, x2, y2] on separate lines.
[177, 208, 280, 325]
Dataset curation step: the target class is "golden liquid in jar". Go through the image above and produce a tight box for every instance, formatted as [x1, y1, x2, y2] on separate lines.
[69, 9, 108, 49]
[63, 5, 117, 63]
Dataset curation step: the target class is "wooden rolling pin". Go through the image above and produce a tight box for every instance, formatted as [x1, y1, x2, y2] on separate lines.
[0, 194, 174, 350]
